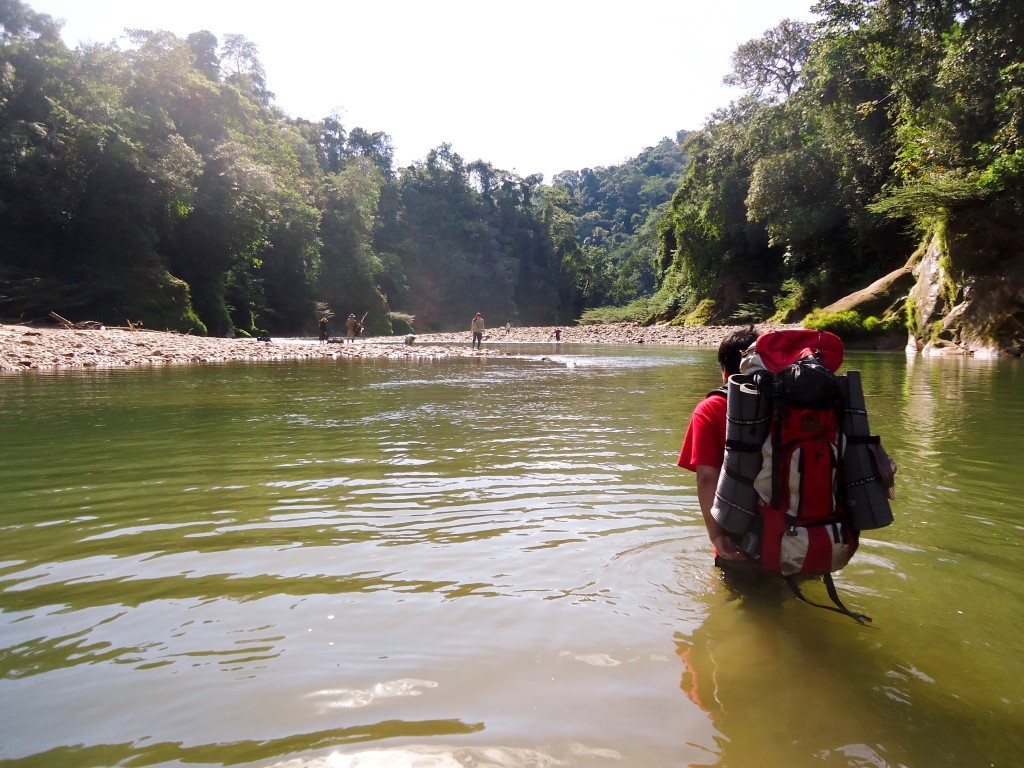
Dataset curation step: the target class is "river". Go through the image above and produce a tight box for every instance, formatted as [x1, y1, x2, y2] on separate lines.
[1, 344, 1022, 767]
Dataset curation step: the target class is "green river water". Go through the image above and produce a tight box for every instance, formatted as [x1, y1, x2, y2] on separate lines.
[1, 343, 1022, 768]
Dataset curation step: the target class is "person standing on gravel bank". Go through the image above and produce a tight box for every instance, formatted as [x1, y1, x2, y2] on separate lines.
[346, 313, 357, 343]
[470, 313, 485, 349]
[318, 317, 329, 345]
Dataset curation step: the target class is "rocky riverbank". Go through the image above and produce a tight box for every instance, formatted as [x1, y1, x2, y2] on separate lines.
[412, 322, 788, 346]
[0, 322, 785, 372]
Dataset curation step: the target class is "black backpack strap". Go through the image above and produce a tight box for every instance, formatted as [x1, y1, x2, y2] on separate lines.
[784, 574, 872, 625]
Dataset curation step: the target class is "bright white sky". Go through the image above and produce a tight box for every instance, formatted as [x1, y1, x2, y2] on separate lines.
[27, 0, 816, 181]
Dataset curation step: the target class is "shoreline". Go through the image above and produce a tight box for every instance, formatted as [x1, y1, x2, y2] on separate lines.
[0, 322, 787, 372]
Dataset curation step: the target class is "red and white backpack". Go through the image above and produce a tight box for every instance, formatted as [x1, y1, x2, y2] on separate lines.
[711, 329, 893, 622]
[744, 329, 856, 577]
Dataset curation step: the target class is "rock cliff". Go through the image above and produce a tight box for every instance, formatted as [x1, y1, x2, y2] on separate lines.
[824, 225, 1023, 357]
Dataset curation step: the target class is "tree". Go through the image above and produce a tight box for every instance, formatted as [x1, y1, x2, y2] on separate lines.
[549, 135, 690, 309]
[219, 33, 272, 105]
[724, 19, 816, 101]
[186, 30, 219, 81]
[347, 126, 394, 178]
[1, 1, 687, 334]
[316, 157, 386, 327]
[656, 98, 782, 320]
[0, 0, 61, 45]
[315, 114, 347, 173]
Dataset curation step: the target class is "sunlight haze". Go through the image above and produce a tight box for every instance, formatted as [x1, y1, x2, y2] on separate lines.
[26, 0, 817, 180]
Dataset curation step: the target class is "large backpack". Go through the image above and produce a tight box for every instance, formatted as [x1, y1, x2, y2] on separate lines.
[710, 329, 894, 622]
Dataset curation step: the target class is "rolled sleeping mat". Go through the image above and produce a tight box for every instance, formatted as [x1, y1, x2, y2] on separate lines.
[725, 374, 771, 446]
[711, 471, 759, 533]
[840, 371, 871, 436]
[711, 374, 771, 533]
[839, 372, 894, 531]
[723, 372, 770, 501]
[723, 442, 764, 479]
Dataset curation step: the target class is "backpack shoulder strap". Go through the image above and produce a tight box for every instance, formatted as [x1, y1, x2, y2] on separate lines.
[707, 385, 728, 399]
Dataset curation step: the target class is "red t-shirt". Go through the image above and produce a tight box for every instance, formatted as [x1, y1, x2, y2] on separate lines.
[678, 392, 727, 472]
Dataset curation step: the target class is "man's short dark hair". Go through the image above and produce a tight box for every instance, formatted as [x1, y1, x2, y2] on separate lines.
[717, 325, 759, 375]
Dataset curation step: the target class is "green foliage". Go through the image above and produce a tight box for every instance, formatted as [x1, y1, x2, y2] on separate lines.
[680, 299, 717, 327]
[724, 19, 816, 101]
[869, 173, 987, 220]
[549, 135, 690, 308]
[803, 309, 865, 337]
[979, 149, 1024, 197]
[730, 286, 776, 324]
[863, 314, 902, 335]
[0, 1, 596, 334]
[381, 145, 535, 330]
[10, 0, 1016, 339]
[771, 278, 806, 322]
[654, 0, 1018, 331]
[316, 158, 386, 321]
[803, 308, 903, 340]
[578, 297, 655, 326]
[388, 312, 415, 335]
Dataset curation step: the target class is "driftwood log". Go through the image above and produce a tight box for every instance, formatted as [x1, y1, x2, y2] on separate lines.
[48, 311, 147, 331]
[49, 311, 104, 330]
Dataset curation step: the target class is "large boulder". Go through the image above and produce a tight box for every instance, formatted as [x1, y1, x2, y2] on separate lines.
[938, 258, 1024, 357]
[905, 228, 1024, 357]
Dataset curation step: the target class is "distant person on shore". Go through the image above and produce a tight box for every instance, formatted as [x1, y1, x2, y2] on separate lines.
[471, 312, 485, 349]
[318, 316, 329, 345]
[505, 322, 511, 335]
[346, 313, 357, 343]
[554, 328, 562, 342]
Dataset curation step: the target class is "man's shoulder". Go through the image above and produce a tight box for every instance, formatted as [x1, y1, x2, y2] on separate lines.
[693, 389, 727, 417]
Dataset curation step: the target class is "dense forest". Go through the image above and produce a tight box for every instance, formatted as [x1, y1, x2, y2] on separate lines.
[2, 0, 1022, 351]
[0, 0, 687, 336]
[653, 0, 1023, 353]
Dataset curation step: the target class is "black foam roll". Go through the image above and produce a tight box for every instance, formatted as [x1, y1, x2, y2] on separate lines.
[711, 473, 759, 533]
[839, 371, 894, 530]
[723, 446, 764, 479]
[840, 372, 870, 437]
[845, 468, 894, 530]
[725, 374, 771, 447]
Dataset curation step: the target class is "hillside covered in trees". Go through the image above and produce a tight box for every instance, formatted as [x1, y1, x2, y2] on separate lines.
[0, 1, 688, 337]
[4, 1, 1021, 353]
[653, 0, 1023, 354]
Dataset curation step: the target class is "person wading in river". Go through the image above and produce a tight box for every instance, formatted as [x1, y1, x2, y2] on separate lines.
[677, 326, 760, 567]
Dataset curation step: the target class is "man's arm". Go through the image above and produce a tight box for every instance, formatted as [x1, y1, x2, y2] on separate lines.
[695, 464, 743, 560]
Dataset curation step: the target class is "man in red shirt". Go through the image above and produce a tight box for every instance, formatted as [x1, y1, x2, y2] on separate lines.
[678, 327, 759, 564]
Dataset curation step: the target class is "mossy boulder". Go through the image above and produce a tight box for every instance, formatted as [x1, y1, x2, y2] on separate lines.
[905, 228, 1024, 356]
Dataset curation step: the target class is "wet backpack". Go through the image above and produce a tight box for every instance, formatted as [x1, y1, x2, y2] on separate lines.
[710, 329, 894, 622]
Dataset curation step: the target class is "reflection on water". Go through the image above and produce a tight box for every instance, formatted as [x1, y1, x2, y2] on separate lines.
[1, 348, 1023, 767]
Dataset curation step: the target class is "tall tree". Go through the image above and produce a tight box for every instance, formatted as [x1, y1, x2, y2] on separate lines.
[186, 30, 219, 81]
[219, 33, 272, 105]
[724, 19, 816, 101]
[316, 157, 386, 328]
